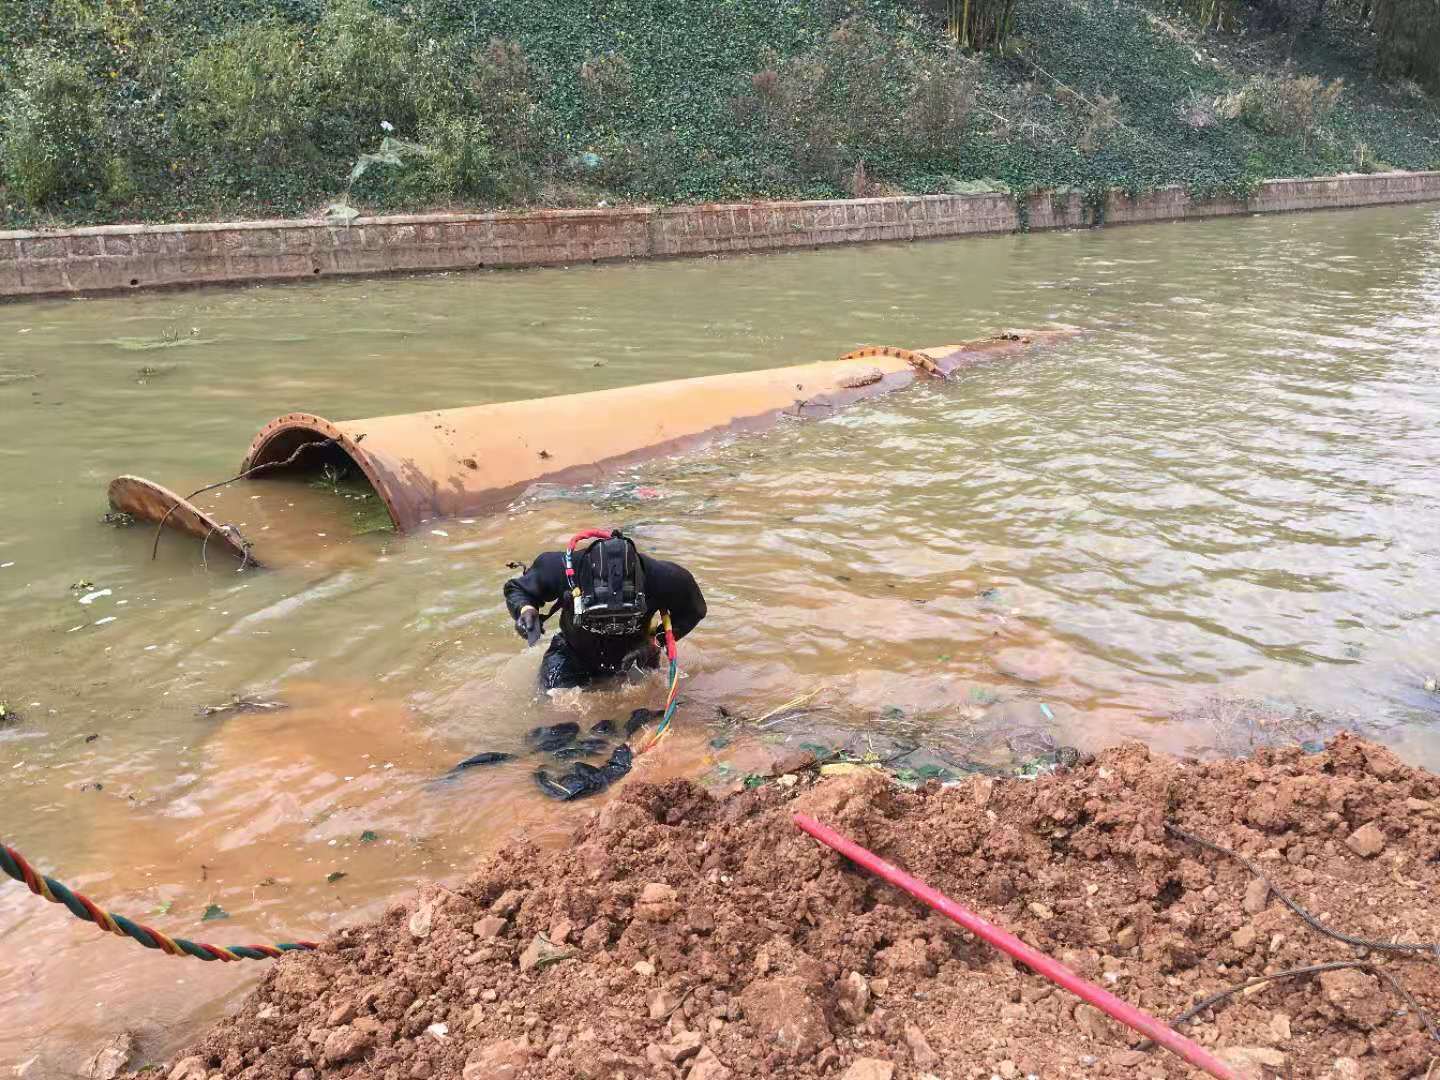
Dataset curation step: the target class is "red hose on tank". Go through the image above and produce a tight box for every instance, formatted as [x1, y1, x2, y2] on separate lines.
[792, 813, 1240, 1080]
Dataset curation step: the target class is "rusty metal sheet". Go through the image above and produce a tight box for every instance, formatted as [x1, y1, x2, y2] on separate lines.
[107, 475, 262, 567]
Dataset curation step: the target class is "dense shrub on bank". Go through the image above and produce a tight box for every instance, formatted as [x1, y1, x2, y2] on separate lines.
[0, 0, 1437, 227]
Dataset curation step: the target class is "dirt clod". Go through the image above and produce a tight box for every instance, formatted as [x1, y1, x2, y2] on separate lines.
[656, 1030, 703, 1063]
[740, 976, 830, 1058]
[322, 1018, 379, 1066]
[518, 934, 573, 972]
[689, 1047, 733, 1080]
[462, 1037, 529, 1080]
[1318, 968, 1391, 1030]
[902, 1023, 937, 1068]
[1218, 1045, 1287, 1079]
[838, 970, 870, 1025]
[473, 916, 506, 939]
[1243, 876, 1270, 914]
[136, 735, 1440, 1080]
[839, 1059, 894, 1080]
[84, 1032, 135, 1080]
[1345, 821, 1386, 858]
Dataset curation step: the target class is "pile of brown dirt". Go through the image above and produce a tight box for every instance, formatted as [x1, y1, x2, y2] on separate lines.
[148, 734, 1440, 1080]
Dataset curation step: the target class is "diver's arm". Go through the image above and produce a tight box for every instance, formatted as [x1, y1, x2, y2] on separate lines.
[646, 559, 707, 640]
[503, 552, 567, 620]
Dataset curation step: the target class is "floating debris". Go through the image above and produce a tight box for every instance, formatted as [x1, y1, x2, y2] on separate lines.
[525, 722, 581, 753]
[535, 744, 633, 801]
[197, 696, 289, 718]
[451, 751, 516, 770]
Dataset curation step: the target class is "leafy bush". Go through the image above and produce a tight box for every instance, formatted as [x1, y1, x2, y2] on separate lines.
[901, 50, 981, 154]
[738, 18, 979, 183]
[578, 52, 635, 129]
[457, 38, 552, 198]
[2, 0, 1440, 226]
[177, 24, 318, 170]
[413, 114, 495, 200]
[1373, 0, 1440, 93]
[1220, 73, 1344, 147]
[1, 50, 105, 205]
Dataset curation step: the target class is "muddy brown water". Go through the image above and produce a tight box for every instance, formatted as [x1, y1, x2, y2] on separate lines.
[2, 204, 1440, 1073]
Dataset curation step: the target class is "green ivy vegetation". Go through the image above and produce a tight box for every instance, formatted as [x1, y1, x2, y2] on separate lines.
[1, 0, 1438, 228]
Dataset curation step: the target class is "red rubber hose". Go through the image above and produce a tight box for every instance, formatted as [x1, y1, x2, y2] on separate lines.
[792, 813, 1240, 1080]
[567, 528, 613, 552]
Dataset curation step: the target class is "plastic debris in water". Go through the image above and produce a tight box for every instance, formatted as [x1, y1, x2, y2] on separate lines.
[552, 738, 610, 760]
[627, 708, 661, 736]
[78, 589, 112, 605]
[525, 722, 580, 752]
[198, 696, 288, 718]
[535, 743, 633, 801]
[451, 751, 516, 770]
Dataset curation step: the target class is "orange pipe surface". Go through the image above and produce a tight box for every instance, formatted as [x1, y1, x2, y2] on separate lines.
[241, 332, 1076, 533]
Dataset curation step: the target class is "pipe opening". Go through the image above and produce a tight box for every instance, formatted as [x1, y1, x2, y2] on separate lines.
[248, 428, 357, 476]
[245, 422, 399, 533]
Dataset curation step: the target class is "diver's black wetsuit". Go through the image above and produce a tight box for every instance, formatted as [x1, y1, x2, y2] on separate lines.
[503, 552, 706, 690]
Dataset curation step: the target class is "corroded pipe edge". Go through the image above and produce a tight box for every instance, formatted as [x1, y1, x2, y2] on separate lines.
[239, 415, 401, 534]
[107, 475, 259, 565]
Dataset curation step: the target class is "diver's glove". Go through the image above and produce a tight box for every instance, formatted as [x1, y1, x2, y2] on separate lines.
[515, 606, 542, 647]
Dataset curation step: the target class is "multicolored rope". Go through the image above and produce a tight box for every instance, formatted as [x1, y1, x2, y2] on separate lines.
[0, 841, 318, 962]
[639, 611, 681, 754]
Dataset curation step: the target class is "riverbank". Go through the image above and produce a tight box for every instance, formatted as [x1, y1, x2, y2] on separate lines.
[5, 0, 1440, 235]
[137, 733, 1440, 1080]
[5, 170, 1439, 299]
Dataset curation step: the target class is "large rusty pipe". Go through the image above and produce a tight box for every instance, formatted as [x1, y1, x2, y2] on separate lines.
[109, 329, 1078, 563]
[240, 332, 1075, 533]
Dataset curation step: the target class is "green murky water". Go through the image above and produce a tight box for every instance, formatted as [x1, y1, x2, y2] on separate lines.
[2, 203, 1439, 1072]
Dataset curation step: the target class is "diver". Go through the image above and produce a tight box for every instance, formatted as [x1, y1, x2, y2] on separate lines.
[504, 529, 706, 691]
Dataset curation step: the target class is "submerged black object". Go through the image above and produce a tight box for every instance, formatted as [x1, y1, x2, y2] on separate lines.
[525, 722, 581, 752]
[452, 751, 516, 770]
[449, 714, 644, 791]
[535, 743, 633, 801]
[627, 708, 660, 735]
[552, 737, 610, 760]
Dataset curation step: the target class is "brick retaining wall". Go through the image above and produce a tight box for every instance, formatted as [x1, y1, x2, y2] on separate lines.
[2, 171, 1438, 299]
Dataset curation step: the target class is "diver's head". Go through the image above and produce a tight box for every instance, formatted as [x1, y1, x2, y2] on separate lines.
[566, 529, 648, 636]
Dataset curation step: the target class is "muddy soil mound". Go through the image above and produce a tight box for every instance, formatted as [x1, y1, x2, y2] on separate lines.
[152, 735, 1440, 1080]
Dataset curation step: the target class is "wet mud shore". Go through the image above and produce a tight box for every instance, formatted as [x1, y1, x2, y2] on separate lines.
[138, 733, 1440, 1080]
